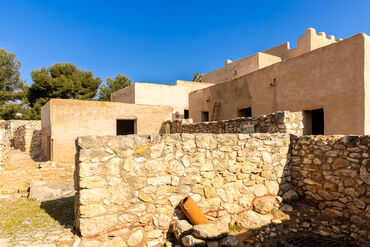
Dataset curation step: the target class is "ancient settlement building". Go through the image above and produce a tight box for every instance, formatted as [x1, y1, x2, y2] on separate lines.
[41, 28, 370, 162]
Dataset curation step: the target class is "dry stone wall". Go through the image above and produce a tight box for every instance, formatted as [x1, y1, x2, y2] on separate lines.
[0, 121, 10, 171]
[7, 120, 42, 158]
[291, 135, 369, 243]
[75, 133, 292, 246]
[161, 111, 303, 136]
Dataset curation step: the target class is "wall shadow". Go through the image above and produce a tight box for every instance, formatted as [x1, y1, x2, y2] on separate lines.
[40, 196, 75, 229]
[232, 199, 359, 247]
[30, 130, 43, 162]
[229, 136, 362, 247]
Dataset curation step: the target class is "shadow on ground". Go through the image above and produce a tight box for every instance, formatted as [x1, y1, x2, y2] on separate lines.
[231, 199, 359, 247]
[40, 196, 75, 229]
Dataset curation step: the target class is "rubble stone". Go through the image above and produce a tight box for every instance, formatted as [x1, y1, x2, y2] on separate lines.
[182, 235, 206, 246]
[253, 197, 278, 214]
[219, 235, 238, 247]
[171, 220, 193, 240]
[193, 222, 228, 240]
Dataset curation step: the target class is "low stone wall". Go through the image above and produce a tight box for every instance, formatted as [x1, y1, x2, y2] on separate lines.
[161, 111, 303, 136]
[7, 120, 42, 158]
[0, 121, 10, 171]
[75, 133, 292, 245]
[291, 135, 369, 243]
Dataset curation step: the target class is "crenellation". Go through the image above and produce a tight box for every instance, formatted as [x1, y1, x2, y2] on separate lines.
[202, 28, 342, 83]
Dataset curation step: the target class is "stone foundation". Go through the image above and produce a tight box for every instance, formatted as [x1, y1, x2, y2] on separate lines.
[161, 111, 303, 136]
[75, 133, 292, 245]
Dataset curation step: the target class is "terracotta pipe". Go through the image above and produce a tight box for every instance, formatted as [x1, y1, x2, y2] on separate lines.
[179, 196, 209, 225]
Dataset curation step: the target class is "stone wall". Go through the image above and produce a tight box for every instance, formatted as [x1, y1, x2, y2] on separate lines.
[75, 133, 292, 245]
[7, 120, 42, 158]
[0, 121, 10, 171]
[161, 111, 303, 136]
[291, 135, 369, 243]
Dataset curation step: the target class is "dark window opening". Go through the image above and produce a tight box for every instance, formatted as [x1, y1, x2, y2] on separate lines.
[238, 107, 252, 118]
[184, 110, 189, 119]
[303, 108, 324, 135]
[116, 120, 135, 135]
[201, 111, 209, 122]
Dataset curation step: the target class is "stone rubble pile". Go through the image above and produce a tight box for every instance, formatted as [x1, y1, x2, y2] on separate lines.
[170, 220, 238, 247]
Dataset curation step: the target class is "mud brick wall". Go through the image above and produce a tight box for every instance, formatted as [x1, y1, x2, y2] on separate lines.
[75, 133, 292, 246]
[161, 111, 303, 136]
[291, 135, 370, 243]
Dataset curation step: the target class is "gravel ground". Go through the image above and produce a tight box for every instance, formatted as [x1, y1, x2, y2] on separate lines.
[0, 197, 76, 247]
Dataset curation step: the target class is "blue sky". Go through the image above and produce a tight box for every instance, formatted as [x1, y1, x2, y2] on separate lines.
[1, 0, 369, 86]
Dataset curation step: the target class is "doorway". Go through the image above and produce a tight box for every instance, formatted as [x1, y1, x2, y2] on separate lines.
[184, 110, 189, 119]
[238, 107, 252, 118]
[116, 120, 135, 135]
[303, 108, 324, 135]
[201, 111, 209, 122]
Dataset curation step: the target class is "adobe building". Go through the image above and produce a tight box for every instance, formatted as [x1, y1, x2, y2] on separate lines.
[111, 80, 214, 119]
[41, 80, 212, 162]
[41, 99, 173, 162]
[191, 28, 370, 135]
[41, 28, 370, 162]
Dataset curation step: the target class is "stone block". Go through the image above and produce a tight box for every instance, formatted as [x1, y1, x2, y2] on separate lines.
[193, 221, 228, 240]
[79, 214, 118, 236]
[29, 180, 74, 201]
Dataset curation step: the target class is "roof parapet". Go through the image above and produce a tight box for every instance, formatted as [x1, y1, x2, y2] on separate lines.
[201, 28, 343, 83]
[288, 28, 339, 58]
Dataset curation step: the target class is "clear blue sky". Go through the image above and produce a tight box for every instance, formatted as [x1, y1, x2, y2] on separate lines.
[1, 0, 369, 86]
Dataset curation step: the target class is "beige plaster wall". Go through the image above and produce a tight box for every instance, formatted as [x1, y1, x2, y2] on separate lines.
[190, 33, 367, 135]
[41, 102, 51, 161]
[110, 84, 135, 103]
[41, 99, 172, 162]
[365, 35, 370, 135]
[201, 28, 341, 84]
[201, 53, 281, 83]
[111, 81, 213, 119]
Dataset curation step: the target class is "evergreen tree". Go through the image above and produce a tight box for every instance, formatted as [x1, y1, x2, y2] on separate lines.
[98, 73, 131, 101]
[28, 63, 101, 119]
[0, 48, 28, 120]
[193, 73, 202, 82]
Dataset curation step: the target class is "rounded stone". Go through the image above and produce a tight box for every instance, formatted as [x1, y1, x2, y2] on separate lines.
[127, 230, 143, 246]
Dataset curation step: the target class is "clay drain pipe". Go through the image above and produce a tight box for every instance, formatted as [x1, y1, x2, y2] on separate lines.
[179, 196, 209, 225]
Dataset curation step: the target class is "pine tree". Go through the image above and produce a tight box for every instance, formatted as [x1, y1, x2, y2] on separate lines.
[28, 63, 101, 119]
[0, 48, 27, 120]
[98, 73, 131, 101]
